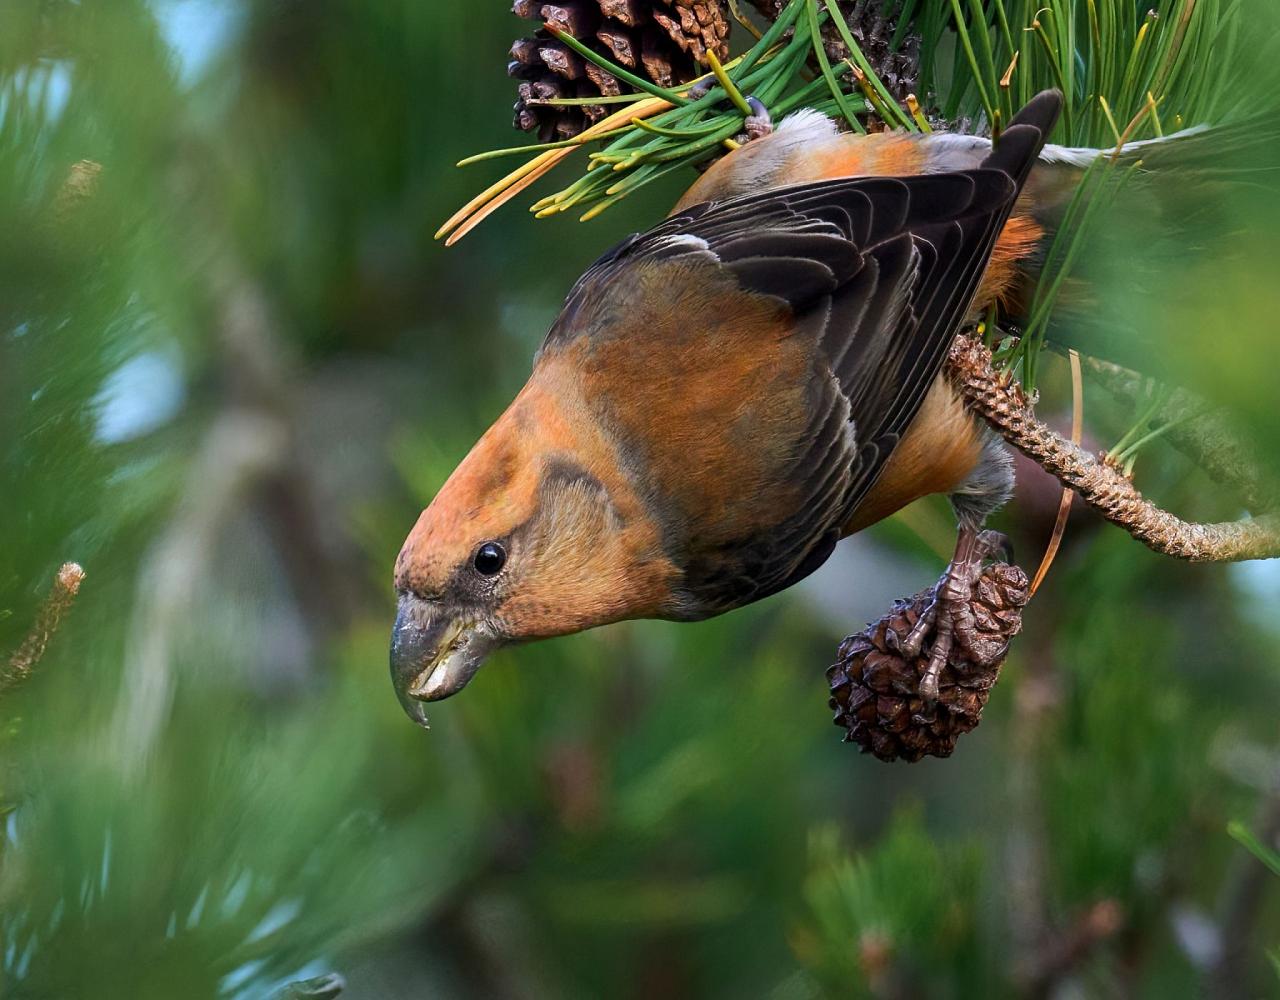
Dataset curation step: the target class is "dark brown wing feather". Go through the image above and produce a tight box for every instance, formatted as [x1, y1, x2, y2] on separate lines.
[543, 92, 1061, 616]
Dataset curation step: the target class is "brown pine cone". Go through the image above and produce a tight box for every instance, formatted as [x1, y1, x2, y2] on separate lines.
[510, 0, 732, 141]
[827, 563, 1030, 762]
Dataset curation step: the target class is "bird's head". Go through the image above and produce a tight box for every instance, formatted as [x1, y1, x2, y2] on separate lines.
[390, 369, 676, 724]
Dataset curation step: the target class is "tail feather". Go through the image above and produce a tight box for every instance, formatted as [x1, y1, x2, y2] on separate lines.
[1016, 108, 1280, 370]
[1118, 108, 1280, 174]
[1028, 106, 1280, 216]
[982, 89, 1064, 186]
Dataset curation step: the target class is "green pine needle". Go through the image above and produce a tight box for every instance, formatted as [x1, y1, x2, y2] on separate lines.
[454, 0, 1249, 399]
[1228, 820, 1280, 878]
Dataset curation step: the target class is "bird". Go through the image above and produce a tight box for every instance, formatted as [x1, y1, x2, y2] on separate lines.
[389, 92, 1066, 726]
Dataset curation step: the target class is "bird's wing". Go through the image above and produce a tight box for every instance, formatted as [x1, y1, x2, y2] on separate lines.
[542, 94, 1059, 614]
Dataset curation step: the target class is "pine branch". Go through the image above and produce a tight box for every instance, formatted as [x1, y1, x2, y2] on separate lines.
[110, 409, 289, 770]
[53, 159, 101, 219]
[1013, 898, 1125, 996]
[945, 336, 1280, 562]
[1, 563, 85, 696]
[1006, 663, 1059, 986]
[1080, 356, 1280, 516]
[109, 145, 376, 768]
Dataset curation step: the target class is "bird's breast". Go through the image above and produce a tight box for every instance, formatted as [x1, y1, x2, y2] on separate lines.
[842, 375, 985, 535]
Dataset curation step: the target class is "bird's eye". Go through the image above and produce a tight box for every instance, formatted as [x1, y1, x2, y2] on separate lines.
[473, 541, 506, 576]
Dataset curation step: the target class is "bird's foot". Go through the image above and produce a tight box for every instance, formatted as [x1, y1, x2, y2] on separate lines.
[743, 95, 773, 141]
[687, 82, 772, 143]
[887, 528, 1013, 703]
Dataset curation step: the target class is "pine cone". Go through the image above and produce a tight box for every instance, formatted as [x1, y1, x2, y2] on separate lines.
[749, 0, 921, 103]
[827, 563, 1030, 762]
[510, 0, 732, 141]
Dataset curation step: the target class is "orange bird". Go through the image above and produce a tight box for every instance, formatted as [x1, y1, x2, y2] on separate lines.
[390, 91, 1064, 725]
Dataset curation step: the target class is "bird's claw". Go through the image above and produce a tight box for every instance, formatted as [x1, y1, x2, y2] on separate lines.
[687, 86, 771, 141]
[743, 96, 773, 141]
[687, 78, 715, 99]
[889, 529, 1014, 705]
[887, 601, 935, 660]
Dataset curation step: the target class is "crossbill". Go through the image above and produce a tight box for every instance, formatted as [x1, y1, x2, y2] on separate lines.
[389, 92, 1071, 724]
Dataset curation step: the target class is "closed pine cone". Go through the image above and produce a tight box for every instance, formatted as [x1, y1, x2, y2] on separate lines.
[827, 563, 1030, 762]
[510, 0, 732, 141]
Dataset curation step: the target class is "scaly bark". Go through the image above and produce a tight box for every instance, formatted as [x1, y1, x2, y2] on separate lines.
[2, 563, 85, 695]
[945, 336, 1280, 562]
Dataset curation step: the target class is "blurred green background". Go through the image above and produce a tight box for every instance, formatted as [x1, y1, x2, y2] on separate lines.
[1, 2, 1278, 997]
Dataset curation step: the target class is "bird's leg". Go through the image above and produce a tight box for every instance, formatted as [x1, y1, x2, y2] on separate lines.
[888, 432, 1017, 702]
[743, 96, 773, 141]
[907, 526, 1013, 701]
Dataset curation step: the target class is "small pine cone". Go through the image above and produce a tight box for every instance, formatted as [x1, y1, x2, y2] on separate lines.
[827, 563, 1030, 762]
[510, 0, 731, 140]
[652, 0, 733, 66]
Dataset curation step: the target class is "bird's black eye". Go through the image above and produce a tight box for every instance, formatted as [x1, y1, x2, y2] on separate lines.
[473, 541, 506, 576]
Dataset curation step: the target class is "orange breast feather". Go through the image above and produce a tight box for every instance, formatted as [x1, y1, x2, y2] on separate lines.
[842, 376, 984, 535]
[563, 257, 817, 552]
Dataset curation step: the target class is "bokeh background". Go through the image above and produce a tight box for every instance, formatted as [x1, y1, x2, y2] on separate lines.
[2, 2, 1278, 997]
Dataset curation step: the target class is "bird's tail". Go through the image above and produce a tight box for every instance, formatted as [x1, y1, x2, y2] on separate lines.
[1024, 108, 1280, 222]
[980, 89, 1065, 185]
[1007, 108, 1280, 366]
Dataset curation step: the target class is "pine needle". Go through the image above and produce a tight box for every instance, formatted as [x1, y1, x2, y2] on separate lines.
[1030, 352, 1083, 596]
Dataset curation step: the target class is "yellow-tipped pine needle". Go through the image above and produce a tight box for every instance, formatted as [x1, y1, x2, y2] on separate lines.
[728, 0, 764, 40]
[706, 50, 754, 116]
[437, 95, 673, 244]
[1098, 95, 1123, 148]
[531, 171, 595, 212]
[849, 63, 893, 124]
[906, 94, 932, 133]
[1112, 96, 1157, 161]
[1120, 17, 1154, 103]
[630, 116, 723, 139]
[1000, 51, 1019, 88]
[444, 155, 566, 246]
[580, 198, 620, 221]
[1147, 92, 1165, 137]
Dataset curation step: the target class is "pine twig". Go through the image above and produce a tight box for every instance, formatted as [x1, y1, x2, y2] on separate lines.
[1, 563, 85, 695]
[1080, 356, 1280, 516]
[1006, 664, 1059, 992]
[1013, 898, 1125, 996]
[945, 336, 1280, 562]
[53, 159, 102, 219]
